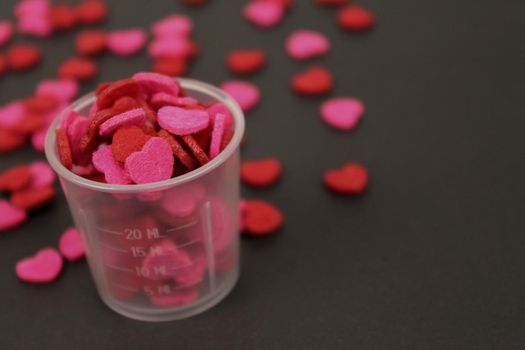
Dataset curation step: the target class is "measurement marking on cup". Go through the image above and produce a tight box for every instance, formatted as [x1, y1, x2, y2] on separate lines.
[166, 220, 198, 233]
[96, 226, 123, 235]
[100, 242, 128, 253]
[104, 263, 134, 273]
[177, 239, 201, 249]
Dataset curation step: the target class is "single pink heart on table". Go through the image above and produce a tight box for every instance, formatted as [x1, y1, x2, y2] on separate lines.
[125, 137, 174, 184]
[0, 101, 25, 128]
[243, 0, 284, 28]
[320, 97, 365, 130]
[220, 81, 260, 111]
[0, 199, 27, 232]
[152, 15, 193, 37]
[17, 16, 52, 38]
[15, 247, 63, 283]
[0, 20, 13, 46]
[158, 106, 209, 135]
[286, 30, 331, 60]
[93, 146, 132, 185]
[148, 36, 192, 59]
[59, 227, 86, 261]
[36, 79, 79, 102]
[107, 28, 147, 56]
[29, 161, 55, 188]
[14, 0, 48, 17]
[99, 108, 146, 137]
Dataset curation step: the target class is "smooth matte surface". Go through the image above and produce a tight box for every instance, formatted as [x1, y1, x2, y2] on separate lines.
[1, 0, 524, 349]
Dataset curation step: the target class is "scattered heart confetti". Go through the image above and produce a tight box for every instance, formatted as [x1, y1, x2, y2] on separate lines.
[220, 81, 260, 111]
[15, 247, 63, 283]
[59, 227, 86, 261]
[241, 199, 284, 236]
[286, 30, 330, 60]
[226, 49, 267, 75]
[324, 163, 368, 194]
[241, 158, 282, 187]
[0, 200, 27, 232]
[107, 28, 147, 56]
[291, 66, 333, 96]
[243, 0, 284, 28]
[320, 97, 364, 130]
[337, 5, 376, 32]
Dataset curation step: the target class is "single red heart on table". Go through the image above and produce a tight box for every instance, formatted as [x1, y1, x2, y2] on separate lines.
[11, 185, 55, 211]
[337, 5, 375, 32]
[75, 30, 107, 56]
[324, 163, 368, 195]
[152, 57, 187, 77]
[291, 66, 333, 96]
[15, 248, 63, 283]
[226, 49, 266, 75]
[0, 165, 31, 192]
[49, 4, 78, 31]
[241, 199, 284, 236]
[6, 44, 41, 71]
[57, 57, 98, 81]
[241, 158, 282, 187]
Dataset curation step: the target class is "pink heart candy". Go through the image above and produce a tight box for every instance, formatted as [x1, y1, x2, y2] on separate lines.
[152, 15, 193, 37]
[31, 126, 48, 152]
[220, 81, 260, 111]
[320, 97, 364, 130]
[59, 227, 85, 261]
[132, 72, 180, 96]
[151, 92, 198, 109]
[93, 146, 132, 185]
[0, 101, 25, 128]
[158, 106, 209, 135]
[0, 199, 27, 232]
[107, 28, 147, 56]
[286, 30, 331, 60]
[207, 103, 234, 131]
[243, 0, 284, 28]
[14, 0, 49, 17]
[36, 79, 79, 102]
[29, 161, 55, 188]
[125, 137, 174, 184]
[209, 113, 226, 159]
[99, 108, 146, 137]
[16, 247, 63, 283]
[17, 15, 52, 38]
[148, 36, 192, 59]
[0, 20, 13, 46]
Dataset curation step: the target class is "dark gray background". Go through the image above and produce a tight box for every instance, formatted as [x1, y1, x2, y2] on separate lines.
[1, 0, 524, 349]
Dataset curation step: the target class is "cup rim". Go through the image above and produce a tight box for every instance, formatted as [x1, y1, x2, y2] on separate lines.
[44, 77, 245, 193]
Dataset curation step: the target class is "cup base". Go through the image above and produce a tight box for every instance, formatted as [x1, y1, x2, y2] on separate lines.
[99, 267, 239, 322]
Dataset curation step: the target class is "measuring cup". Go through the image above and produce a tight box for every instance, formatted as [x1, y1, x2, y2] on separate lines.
[45, 78, 245, 321]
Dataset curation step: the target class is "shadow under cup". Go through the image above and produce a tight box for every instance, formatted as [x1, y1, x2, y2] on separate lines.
[44, 78, 245, 322]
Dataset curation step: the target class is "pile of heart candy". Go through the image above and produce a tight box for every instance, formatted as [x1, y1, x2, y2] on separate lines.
[1, 0, 375, 284]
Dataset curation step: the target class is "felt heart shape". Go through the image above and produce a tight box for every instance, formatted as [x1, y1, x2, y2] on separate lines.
[243, 0, 284, 28]
[125, 137, 174, 184]
[241, 158, 282, 187]
[151, 92, 198, 109]
[57, 57, 98, 81]
[227, 49, 267, 75]
[59, 227, 86, 261]
[241, 199, 283, 236]
[75, 30, 107, 56]
[67, 115, 91, 165]
[209, 113, 226, 159]
[158, 106, 209, 135]
[320, 97, 364, 130]
[107, 28, 147, 56]
[49, 4, 78, 31]
[0, 165, 31, 192]
[207, 103, 234, 131]
[0, 199, 27, 232]
[220, 80, 260, 111]
[29, 161, 56, 189]
[132, 72, 180, 96]
[0, 20, 13, 46]
[0, 129, 25, 153]
[99, 108, 146, 137]
[152, 57, 187, 77]
[92, 145, 132, 184]
[15, 247, 63, 283]
[36, 79, 79, 102]
[148, 36, 192, 59]
[111, 125, 152, 162]
[152, 15, 193, 37]
[0, 101, 25, 128]
[17, 16, 52, 38]
[6, 44, 42, 70]
[286, 30, 330, 60]
[324, 163, 368, 194]
[337, 5, 375, 32]
[291, 66, 333, 96]
[31, 127, 47, 152]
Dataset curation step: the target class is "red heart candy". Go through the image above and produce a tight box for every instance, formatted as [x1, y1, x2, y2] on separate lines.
[226, 49, 267, 75]
[24, 95, 59, 114]
[75, 30, 107, 56]
[324, 163, 368, 195]
[0, 128, 25, 153]
[76, 0, 108, 25]
[58, 57, 98, 81]
[291, 66, 333, 96]
[0, 165, 31, 192]
[337, 5, 375, 31]
[16, 248, 63, 283]
[152, 57, 187, 77]
[6, 44, 41, 71]
[0, 54, 7, 75]
[111, 125, 152, 163]
[50, 4, 78, 31]
[11, 185, 55, 210]
[241, 158, 282, 187]
[242, 199, 284, 236]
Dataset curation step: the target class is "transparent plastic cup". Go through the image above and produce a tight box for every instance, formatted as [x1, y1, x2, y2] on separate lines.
[45, 78, 245, 322]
